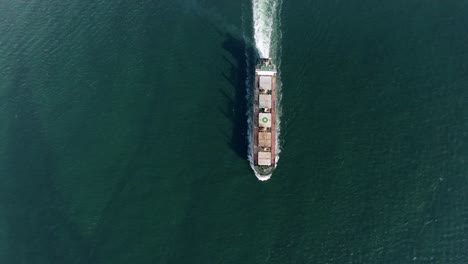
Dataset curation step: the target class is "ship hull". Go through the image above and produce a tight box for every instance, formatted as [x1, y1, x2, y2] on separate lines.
[252, 59, 277, 179]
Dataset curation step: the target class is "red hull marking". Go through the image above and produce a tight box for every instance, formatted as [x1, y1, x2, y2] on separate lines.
[254, 75, 259, 165]
[271, 75, 277, 167]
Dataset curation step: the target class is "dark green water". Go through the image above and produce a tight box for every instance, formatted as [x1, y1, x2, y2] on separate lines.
[1, 0, 468, 263]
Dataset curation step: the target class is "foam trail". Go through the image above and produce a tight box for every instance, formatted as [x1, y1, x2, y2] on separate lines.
[252, 0, 278, 58]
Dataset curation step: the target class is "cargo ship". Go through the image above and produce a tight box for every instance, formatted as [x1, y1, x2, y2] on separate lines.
[253, 58, 277, 179]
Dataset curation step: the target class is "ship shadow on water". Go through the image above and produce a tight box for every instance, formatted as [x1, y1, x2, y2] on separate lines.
[219, 33, 257, 159]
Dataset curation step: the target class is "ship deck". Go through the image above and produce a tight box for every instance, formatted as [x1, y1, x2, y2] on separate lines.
[253, 65, 277, 175]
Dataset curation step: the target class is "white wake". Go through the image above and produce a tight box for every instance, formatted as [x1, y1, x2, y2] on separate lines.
[252, 0, 279, 58]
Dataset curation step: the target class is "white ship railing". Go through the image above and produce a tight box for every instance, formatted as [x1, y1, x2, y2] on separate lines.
[255, 70, 276, 76]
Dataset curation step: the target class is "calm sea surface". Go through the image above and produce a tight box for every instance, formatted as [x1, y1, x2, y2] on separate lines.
[1, 0, 468, 263]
